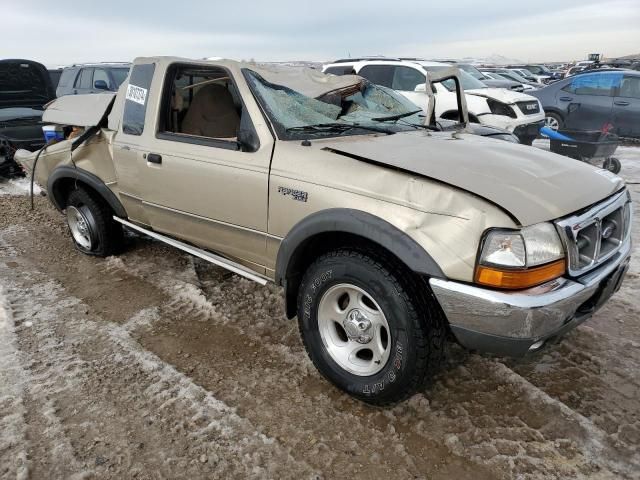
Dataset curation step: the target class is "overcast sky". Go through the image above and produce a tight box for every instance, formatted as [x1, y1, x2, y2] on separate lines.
[4, 0, 639, 66]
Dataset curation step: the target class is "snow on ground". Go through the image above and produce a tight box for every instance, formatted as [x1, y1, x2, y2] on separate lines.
[0, 144, 639, 479]
[0, 177, 40, 196]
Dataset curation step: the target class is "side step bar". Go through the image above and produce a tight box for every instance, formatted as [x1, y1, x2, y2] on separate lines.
[113, 217, 269, 285]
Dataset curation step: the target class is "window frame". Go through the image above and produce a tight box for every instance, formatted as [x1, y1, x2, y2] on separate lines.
[618, 75, 640, 99]
[563, 72, 620, 97]
[92, 68, 111, 89]
[391, 65, 426, 91]
[75, 68, 94, 89]
[357, 64, 396, 88]
[155, 62, 257, 152]
[324, 65, 356, 76]
[122, 63, 156, 136]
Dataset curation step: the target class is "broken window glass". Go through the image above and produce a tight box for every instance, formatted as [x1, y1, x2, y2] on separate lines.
[244, 70, 424, 139]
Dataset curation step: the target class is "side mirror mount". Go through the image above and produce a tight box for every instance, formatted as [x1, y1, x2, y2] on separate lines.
[94, 80, 109, 90]
[428, 67, 469, 128]
[237, 107, 260, 152]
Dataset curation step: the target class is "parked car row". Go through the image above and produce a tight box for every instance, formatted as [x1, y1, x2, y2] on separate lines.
[323, 58, 545, 144]
[0, 60, 131, 176]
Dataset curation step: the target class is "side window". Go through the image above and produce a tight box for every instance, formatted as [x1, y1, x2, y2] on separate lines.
[324, 66, 355, 76]
[122, 63, 155, 136]
[358, 65, 395, 88]
[58, 68, 76, 88]
[75, 68, 93, 89]
[619, 76, 640, 99]
[158, 64, 244, 146]
[392, 66, 426, 91]
[564, 73, 621, 96]
[93, 68, 110, 88]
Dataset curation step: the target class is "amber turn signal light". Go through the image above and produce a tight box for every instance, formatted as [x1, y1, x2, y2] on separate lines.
[475, 259, 566, 290]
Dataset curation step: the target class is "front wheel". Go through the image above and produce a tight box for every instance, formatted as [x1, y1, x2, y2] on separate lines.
[297, 249, 446, 405]
[544, 112, 563, 132]
[66, 187, 123, 256]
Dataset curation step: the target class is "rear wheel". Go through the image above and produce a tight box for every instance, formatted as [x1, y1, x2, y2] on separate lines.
[66, 187, 123, 256]
[297, 249, 446, 405]
[603, 157, 622, 174]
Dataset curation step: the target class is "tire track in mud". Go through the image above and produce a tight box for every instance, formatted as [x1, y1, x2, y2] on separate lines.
[105, 244, 492, 479]
[0, 253, 318, 479]
[0, 286, 31, 480]
[2, 185, 640, 479]
[106, 240, 640, 479]
[504, 326, 640, 467]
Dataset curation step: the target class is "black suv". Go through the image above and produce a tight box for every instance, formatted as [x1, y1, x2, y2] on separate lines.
[56, 63, 130, 97]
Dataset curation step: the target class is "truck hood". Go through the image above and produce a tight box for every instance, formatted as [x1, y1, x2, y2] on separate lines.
[319, 131, 625, 226]
[466, 87, 537, 104]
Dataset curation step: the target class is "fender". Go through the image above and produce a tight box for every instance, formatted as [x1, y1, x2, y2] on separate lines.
[276, 209, 445, 319]
[47, 165, 127, 218]
[275, 208, 445, 284]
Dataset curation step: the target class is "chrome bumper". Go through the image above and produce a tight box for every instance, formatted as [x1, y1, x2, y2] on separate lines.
[429, 241, 631, 357]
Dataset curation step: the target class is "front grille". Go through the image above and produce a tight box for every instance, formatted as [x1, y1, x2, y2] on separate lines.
[516, 101, 541, 115]
[556, 190, 632, 277]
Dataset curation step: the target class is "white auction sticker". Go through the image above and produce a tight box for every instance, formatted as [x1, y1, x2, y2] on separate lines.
[126, 84, 147, 105]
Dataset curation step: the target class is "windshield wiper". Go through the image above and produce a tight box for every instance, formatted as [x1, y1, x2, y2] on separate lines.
[371, 109, 422, 122]
[286, 122, 394, 134]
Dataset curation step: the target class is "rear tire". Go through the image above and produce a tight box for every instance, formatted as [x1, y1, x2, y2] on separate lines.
[66, 187, 123, 257]
[297, 249, 446, 405]
[603, 157, 622, 174]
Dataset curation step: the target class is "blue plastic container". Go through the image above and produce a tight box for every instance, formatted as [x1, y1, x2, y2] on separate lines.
[42, 125, 65, 143]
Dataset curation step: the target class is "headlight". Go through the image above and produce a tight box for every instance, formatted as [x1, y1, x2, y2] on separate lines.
[475, 223, 566, 289]
[486, 98, 517, 118]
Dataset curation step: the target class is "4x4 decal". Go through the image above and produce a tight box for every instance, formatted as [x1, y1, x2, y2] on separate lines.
[278, 186, 308, 203]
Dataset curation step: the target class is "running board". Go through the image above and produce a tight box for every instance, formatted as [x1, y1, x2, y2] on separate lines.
[113, 217, 268, 285]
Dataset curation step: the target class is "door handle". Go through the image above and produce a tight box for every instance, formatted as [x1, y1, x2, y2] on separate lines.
[146, 153, 162, 164]
[559, 96, 573, 101]
[614, 100, 630, 106]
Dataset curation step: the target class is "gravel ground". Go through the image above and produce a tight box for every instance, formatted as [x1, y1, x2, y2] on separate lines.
[1, 146, 639, 479]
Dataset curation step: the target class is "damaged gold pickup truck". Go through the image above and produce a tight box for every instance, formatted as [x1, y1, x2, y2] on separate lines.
[16, 57, 632, 405]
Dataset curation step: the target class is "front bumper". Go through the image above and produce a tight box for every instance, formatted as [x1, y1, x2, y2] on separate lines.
[429, 241, 631, 357]
[478, 115, 544, 140]
[512, 119, 545, 141]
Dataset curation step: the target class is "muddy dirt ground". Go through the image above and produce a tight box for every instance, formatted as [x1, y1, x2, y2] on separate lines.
[1, 146, 639, 479]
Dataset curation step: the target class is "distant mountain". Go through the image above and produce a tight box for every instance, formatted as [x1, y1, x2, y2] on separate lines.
[457, 54, 524, 65]
[615, 53, 640, 60]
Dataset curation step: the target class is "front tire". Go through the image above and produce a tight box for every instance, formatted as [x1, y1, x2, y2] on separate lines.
[545, 112, 563, 132]
[297, 249, 446, 405]
[66, 187, 123, 256]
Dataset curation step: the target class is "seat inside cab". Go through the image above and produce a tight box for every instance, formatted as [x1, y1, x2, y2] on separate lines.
[164, 66, 242, 140]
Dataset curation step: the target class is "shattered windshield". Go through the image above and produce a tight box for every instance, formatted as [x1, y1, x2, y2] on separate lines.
[244, 69, 425, 139]
[422, 66, 487, 91]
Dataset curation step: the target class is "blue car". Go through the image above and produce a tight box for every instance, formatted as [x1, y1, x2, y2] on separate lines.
[531, 70, 640, 138]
